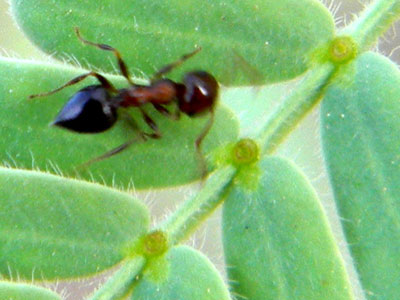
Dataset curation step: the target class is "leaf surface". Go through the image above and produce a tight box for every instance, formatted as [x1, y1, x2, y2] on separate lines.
[0, 167, 149, 280]
[322, 52, 400, 299]
[11, 0, 334, 85]
[0, 282, 61, 300]
[223, 156, 354, 300]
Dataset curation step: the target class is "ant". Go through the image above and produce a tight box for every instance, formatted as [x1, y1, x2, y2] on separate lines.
[29, 27, 218, 176]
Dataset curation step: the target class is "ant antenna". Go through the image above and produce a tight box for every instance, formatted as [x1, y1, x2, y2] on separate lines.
[151, 47, 202, 81]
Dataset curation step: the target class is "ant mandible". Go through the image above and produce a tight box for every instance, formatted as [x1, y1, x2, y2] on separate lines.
[29, 27, 218, 175]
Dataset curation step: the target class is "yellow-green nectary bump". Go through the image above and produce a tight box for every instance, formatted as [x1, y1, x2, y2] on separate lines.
[231, 138, 260, 166]
[329, 36, 357, 64]
[142, 230, 169, 258]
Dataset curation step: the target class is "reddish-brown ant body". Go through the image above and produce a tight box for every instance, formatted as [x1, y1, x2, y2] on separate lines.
[30, 28, 218, 173]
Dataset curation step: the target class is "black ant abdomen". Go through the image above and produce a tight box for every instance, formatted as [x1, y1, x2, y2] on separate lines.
[53, 85, 117, 133]
[178, 71, 218, 117]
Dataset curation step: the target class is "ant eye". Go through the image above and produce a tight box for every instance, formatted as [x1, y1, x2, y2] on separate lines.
[53, 85, 117, 133]
[178, 71, 218, 116]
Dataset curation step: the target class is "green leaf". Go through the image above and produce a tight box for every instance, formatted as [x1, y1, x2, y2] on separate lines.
[0, 282, 61, 300]
[0, 58, 238, 189]
[223, 157, 354, 300]
[0, 167, 149, 280]
[131, 246, 230, 300]
[322, 52, 400, 299]
[11, 0, 334, 85]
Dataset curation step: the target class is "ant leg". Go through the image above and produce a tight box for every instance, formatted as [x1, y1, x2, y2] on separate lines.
[75, 27, 135, 85]
[151, 47, 202, 81]
[195, 110, 215, 178]
[152, 103, 180, 120]
[78, 111, 146, 168]
[29, 71, 117, 99]
[139, 107, 162, 139]
[78, 109, 162, 168]
[89, 109, 162, 164]
[78, 136, 142, 168]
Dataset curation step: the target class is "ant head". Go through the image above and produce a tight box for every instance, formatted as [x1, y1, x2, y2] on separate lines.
[178, 71, 218, 116]
[53, 85, 117, 133]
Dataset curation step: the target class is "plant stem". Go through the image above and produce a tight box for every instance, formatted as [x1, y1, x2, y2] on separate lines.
[257, 63, 334, 155]
[89, 256, 145, 300]
[161, 166, 236, 245]
[343, 0, 400, 51]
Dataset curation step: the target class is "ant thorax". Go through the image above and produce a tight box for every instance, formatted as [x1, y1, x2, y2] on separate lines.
[121, 79, 177, 107]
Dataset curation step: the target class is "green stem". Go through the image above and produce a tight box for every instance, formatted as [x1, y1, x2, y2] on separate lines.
[89, 256, 145, 300]
[161, 166, 236, 245]
[343, 0, 400, 51]
[257, 63, 334, 154]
